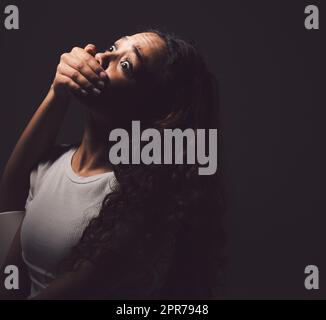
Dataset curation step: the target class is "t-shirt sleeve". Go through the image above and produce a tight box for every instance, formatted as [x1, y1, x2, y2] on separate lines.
[25, 169, 36, 209]
[24, 144, 74, 210]
[24, 161, 52, 210]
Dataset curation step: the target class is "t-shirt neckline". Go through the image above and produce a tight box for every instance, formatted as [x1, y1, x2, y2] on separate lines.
[65, 148, 114, 184]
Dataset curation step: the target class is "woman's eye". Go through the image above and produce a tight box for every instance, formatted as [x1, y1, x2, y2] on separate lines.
[108, 45, 116, 52]
[120, 60, 133, 74]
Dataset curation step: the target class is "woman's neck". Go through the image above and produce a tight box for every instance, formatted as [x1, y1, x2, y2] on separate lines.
[71, 112, 113, 176]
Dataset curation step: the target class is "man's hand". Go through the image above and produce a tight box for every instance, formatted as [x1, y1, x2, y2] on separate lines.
[52, 44, 108, 99]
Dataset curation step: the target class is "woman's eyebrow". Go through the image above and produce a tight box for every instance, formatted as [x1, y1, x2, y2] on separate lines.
[116, 36, 144, 65]
[132, 46, 144, 65]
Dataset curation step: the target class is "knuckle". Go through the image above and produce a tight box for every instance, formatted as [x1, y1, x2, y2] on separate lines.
[71, 71, 79, 80]
[68, 81, 76, 89]
[76, 61, 84, 70]
[54, 73, 60, 82]
[69, 81, 78, 89]
[71, 46, 79, 53]
[60, 53, 68, 60]
[68, 78, 76, 86]
[84, 56, 92, 63]
[62, 77, 70, 85]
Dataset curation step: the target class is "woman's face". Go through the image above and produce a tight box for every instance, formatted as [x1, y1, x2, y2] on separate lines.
[98, 32, 166, 87]
[92, 32, 167, 122]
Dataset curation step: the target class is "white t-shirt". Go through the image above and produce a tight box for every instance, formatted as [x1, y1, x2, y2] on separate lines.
[20, 146, 116, 299]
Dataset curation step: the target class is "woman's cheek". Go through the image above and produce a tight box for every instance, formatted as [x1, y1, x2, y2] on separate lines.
[108, 72, 135, 89]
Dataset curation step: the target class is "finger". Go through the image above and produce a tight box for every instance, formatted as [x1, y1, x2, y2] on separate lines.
[95, 52, 107, 66]
[60, 53, 105, 89]
[84, 43, 97, 56]
[71, 47, 108, 80]
[58, 64, 102, 96]
[56, 73, 88, 96]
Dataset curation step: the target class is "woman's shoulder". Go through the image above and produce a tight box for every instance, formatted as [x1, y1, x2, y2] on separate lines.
[32, 143, 76, 176]
[36, 143, 78, 167]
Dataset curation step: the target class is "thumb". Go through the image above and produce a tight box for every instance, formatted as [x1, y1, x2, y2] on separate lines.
[84, 43, 97, 56]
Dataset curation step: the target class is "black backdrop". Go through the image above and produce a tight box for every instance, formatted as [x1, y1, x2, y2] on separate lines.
[0, 0, 325, 299]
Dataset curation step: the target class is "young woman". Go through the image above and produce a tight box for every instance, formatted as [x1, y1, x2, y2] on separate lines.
[0, 30, 223, 299]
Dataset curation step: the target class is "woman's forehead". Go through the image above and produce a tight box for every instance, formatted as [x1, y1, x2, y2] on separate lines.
[128, 32, 165, 48]
[119, 33, 167, 64]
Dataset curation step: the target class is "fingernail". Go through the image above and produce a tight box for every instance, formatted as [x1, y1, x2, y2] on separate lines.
[81, 89, 88, 96]
[100, 71, 108, 80]
[97, 81, 105, 89]
[93, 88, 101, 96]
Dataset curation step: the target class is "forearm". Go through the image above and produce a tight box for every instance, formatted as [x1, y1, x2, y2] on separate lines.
[0, 88, 69, 211]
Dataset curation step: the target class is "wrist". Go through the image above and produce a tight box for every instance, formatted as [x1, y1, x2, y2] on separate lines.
[48, 85, 70, 107]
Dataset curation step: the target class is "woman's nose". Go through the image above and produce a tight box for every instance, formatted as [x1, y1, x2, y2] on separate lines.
[95, 51, 115, 69]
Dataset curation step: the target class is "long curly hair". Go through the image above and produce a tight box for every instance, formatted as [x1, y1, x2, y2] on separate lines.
[58, 29, 225, 299]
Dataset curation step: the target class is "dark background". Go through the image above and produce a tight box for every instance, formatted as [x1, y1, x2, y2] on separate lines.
[1, 0, 325, 299]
